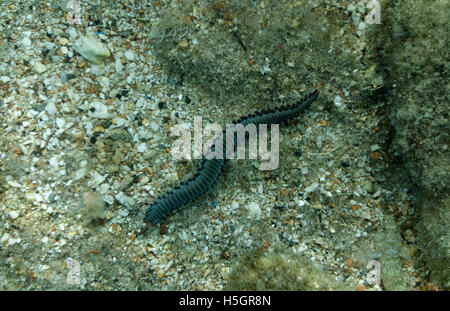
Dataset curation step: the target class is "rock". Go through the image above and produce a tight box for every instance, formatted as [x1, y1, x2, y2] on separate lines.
[88, 101, 110, 119]
[59, 37, 69, 45]
[109, 128, 131, 141]
[246, 201, 262, 219]
[305, 182, 318, 193]
[67, 27, 78, 40]
[115, 59, 123, 73]
[358, 22, 367, 31]
[115, 192, 135, 207]
[124, 50, 135, 61]
[370, 144, 380, 151]
[404, 229, 415, 244]
[316, 135, 323, 148]
[59, 0, 72, 12]
[312, 203, 323, 210]
[82, 191, 106, 221]
[301, 167, 308, 175]
[45, 41, 55, 50]
[368, 1, 449, 289]
[0, 76, 11, 83]
[0, 233, 10, 244]
[22, 36, 32, 47]
[8, 210, 19, 219]
[178, 40, 189, 48]
[137, 142, 147, 153]
[33, 61, 47, 74]
[149, 121, 159, 132]
[73, 34, 110, 64]
[46, 102, 57, 115]
[361, 180, 373, 193]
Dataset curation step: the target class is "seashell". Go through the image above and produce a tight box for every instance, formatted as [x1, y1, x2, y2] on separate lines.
[73, 34, 110, 64]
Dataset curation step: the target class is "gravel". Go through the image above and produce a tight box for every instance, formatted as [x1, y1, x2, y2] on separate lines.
[0, 0, 422, 290]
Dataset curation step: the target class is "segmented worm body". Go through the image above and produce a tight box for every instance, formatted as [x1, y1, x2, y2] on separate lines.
[144, 90, 319, 225]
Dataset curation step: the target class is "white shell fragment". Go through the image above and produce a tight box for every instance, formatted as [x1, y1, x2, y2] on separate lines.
[88, 101, 110, 119]
[32, 61, 47, 74]
[73, 34, 110, 64]
[246, 201, 262, 219]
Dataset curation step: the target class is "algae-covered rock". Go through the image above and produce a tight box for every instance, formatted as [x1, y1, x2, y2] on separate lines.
[149, 0, 366, 106]
[81, 191, 106, 223]
[367, 0, 449, 289]
[225, 248, 352, 291]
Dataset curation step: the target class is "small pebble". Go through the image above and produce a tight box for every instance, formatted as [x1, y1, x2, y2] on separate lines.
[33, 62, 47, 74]
[46, 102, 57, 115]
[73, 34, 110, 64]
[59, 37, 69, 45]
[8, 210, 20, 219]
[22, 36, 32, 47]
[137, 142, 147, 153]
[246, 202, 262, 219]
[88, 102, 110, 119]
[0, 76, 11, 83]
[124, 50, 135, 61]
[178, 40, 189, 48]
[305, 182, 318, 193]
[358, 22, 367, 31]
[115, 59, 123, 73]
[404, 229, 415, 243]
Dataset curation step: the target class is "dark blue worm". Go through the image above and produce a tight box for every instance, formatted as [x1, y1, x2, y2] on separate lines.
[144, 90, 319, 225]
